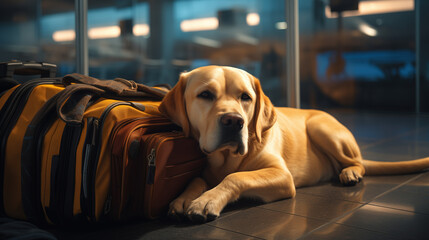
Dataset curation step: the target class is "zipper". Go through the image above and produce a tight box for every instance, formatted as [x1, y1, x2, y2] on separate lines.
[146, 148, 156, 184]
[0, 78, 60, 136]
[145, 132, 183, 185]
[109, 118, 143, 147]
[82, 118, 97, 200]
[82, 118, 97, 198]
[46, 155, 60, 223]
[63, 124, 82, 222]
[0, 78, 60, 214]
[103, 194, 112, 216]
[81, 117, 98, 221]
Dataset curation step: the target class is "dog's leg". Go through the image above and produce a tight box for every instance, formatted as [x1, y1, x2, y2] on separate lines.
[168, 177, 209, 220]
[186, 162, 295, 223]
[307, 112, 365, 186]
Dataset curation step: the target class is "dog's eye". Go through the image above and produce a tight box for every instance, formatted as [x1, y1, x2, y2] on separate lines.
[197, 90, 215, 100]
[240, 93, 251, 101]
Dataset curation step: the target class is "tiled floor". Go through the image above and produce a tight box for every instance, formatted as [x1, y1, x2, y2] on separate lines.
[49, 110, 429, 240]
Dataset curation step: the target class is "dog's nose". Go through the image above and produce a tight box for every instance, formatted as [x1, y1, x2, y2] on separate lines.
[220, 113, 244, 131]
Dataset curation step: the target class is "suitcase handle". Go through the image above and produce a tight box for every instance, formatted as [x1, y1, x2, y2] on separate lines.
[0, 60, 57, 78]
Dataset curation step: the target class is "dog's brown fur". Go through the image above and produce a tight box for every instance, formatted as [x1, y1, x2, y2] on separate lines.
[159, 65, 429, 223]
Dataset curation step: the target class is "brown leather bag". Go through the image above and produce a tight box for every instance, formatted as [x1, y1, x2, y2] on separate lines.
[109, 117, 206, 220]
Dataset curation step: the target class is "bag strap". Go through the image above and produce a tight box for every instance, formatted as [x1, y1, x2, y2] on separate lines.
[56, 84, 102, 124]
[57, 73, 168, 124]
[63, 73, 168, 98]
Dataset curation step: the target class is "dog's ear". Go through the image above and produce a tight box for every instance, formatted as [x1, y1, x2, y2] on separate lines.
[252, 76, 276, 143]
[159, 73, 191, 136]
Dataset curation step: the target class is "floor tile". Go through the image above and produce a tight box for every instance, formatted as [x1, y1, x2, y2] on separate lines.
[208, 207, 326, 240]
[48, 219, 260, 240]
[399, 128, 429, 142]
[363, 139, 429, 161]
[355, 138, 382, 150]
[297, 174, 419, 203]
[220, 198, 265, 218]
[335, 204, 429, 239]
[362, 151, 428, 162]
[138, 223, 260, 240]
[370, 172, 429, 215]
[329, 111, 429, 141]
[260, 193, 362, 221]
[329, 111, 422, 135]
[300, 223, 403, 240]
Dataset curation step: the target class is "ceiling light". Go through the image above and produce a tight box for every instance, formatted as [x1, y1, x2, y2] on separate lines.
[181, 17, 219, 32]
[88, 26, 121, 39]
[193, 36, 221, 48]
[246, 13, 260, 26]
[52, 29, 75, 42]
[326, 0, 414, 18]
[276, 22, 287, 30]
[359, 24, 378, 37]
[133, 24, 150, 36]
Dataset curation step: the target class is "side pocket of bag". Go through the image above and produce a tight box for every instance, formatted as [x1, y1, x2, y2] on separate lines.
[81, 117, 98, 222]
[45, 123, 82, 224]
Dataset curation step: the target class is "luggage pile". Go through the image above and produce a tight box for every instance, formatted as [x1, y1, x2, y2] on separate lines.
[0, 61, 206, 225]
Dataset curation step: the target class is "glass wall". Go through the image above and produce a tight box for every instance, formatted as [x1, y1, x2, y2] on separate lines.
[299, 0, 428, 112]
[0, 0, 76, 76]
[85, 1, 149, 81]
[418, 0, 429, 112]
[82, 0, 288, 106]
[1, 0, 428, 112]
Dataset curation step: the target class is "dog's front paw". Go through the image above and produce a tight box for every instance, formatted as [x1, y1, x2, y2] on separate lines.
[186, 190, 224, 223]
[168, 197, 192, 222]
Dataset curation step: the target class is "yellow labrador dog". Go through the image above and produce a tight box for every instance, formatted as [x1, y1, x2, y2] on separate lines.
[159, 65, 429, 223]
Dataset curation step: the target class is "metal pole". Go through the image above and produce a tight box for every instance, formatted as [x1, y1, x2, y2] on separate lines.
[36, 0, 42, 62]
[285, 0, 300, 108]
[75, 0, 88, 75]
[415, 0, 420, 114]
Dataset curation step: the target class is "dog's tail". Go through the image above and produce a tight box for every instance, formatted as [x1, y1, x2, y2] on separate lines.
[363, 158, 429, 175]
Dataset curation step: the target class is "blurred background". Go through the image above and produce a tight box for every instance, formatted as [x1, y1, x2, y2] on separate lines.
[0, 0, 427, 112]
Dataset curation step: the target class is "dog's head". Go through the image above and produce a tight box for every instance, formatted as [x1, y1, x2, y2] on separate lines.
[159, 66, 276, 156]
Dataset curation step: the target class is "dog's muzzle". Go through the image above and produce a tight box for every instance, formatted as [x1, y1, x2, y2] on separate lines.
[218, 113, 245, 155]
